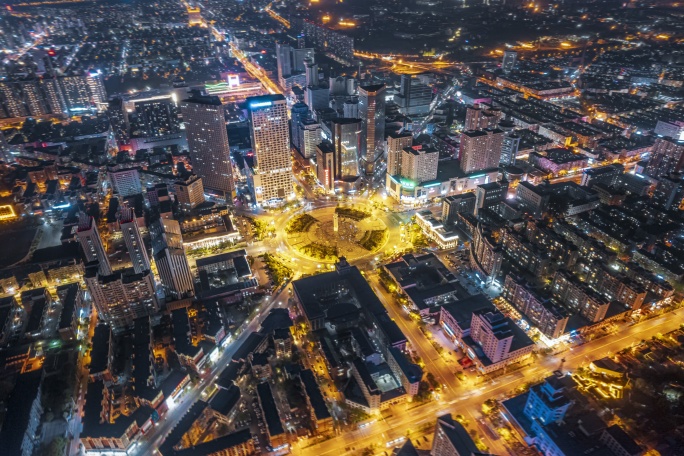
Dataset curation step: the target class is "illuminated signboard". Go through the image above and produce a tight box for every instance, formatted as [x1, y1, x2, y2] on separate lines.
[250, 101, 272, 109]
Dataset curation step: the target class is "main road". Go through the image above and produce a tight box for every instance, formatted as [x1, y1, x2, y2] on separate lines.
[294, 306, 684, 455]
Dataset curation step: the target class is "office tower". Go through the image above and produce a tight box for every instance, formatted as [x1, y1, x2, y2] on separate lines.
[400, 145, 438, 183]
[86, 70, 107, 108]
[109, 169, 143, 197]
[330, 76, 355, 96]
[305, 85, 329, 111]
[645, 136, 684, 178]
[459, 128, 505, 174]
[396, 74, 432, 116]
[431, 414, 481, 456]
[329, 118, 361, 180]
[276, 43, 293, 80]
[42, 76, 67, 114]
[464, 104, 503, 131]
[180, 95, 235, 198]
[174, 174, 205, 212]
[304, 57, 318, 87]
[316, 141, 335, 192]
[276, 43, 314, 79]
[60, 75, 92, 112]
[298, 119, 322, 158]
[501, 133, 520, 166]
[129, 97, 181, 138]
[386, 131, 413, 176]
[358, 84, 386, 175]
[502, 50, 517, 73]
[118, 207, 150, 274]
[343, 99, 358, 118]
[150, 216, 194, 300]
[0, 81, 28, 118]
[76, 213, 113, 276]
[290, 102, 309, 150]
[247, 95, 292, 205]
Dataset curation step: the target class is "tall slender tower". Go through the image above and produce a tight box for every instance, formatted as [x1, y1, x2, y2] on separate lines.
[180, 94, 235, 199]
[358, 84, 386, 175]
[247, 94, 293, 205]
[150, 216, 194, 301]
[118, 207, 150, 274]
[76, 213, 112, 276]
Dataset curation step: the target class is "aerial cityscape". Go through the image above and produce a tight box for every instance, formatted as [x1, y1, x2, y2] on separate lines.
[0, 0, 683, 455]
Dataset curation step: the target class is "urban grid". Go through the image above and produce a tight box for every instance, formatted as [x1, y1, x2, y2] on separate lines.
[0, 0, 683, 455]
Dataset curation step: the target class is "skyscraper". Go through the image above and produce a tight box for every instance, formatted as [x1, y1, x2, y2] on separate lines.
[150, 216, 194, 300]
[459, 128, 505, 174]
[180, 94, 235, 198]
[430, 414, 481, 456]
[501, 133, 520, 166]
[395, 75, 432, 116]
[290, 102, 309, 151]
[329, 118, 361, 180]
[76, 213, 112, 276]
[316, 141, 335, 192]
[298, 119, 322, 159]
[386, 131, 414, 176]
[247, 94, 292, 205]
[502, 50, 517, 74]
[304, 57, 318, 87]
[174, 174, 205, 212]
[118, 207, 150, 275]
[358, 84, 386, 175]
[276, 43, 293, 81]
[645, 136, 684, 178]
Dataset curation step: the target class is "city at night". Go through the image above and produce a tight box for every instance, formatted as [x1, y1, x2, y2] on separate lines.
[0, 0, 683, 455]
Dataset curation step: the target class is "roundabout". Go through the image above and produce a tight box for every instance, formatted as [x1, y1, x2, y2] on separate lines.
[284, 204, 389, 263]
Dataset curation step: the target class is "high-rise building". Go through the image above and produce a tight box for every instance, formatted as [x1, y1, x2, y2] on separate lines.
[502, 50, 517, 74]
[0, 81, 28, 118]
[464, 104, 502, 131]
[129, 97, 181, 138]
[500, 133, 520, 166]
[298, 119, 322, 159]
[247, 94, 292, 205]
[150, 216, 194, 300]
[652, 173, 684, 210]
[60, 75, 92, 112]
[118, 207, 150, 275]
[343, 98, 358, 118]
[109, 169, 143, 197]
[645, 136, 684, 178]
[42, 76, 67, 114]
[20, 80, 48, 116]
[358, 84, 386, 175]
[400, 145, 438, 184]
[386, 131, 413, 176]
[86, 70, 107, 109]
[329, 118, 361, 180]
[174, 174, 205, 212]
[76, 213, 112, 276]
[459, 128, 505, 174]
[304, 57, 318, 87]
[305, 85, 329, 111]
[180, 95, 235, 198]
[431, 414, 481, 456]
[316, 141, 335, 192]
[290, 102, 310, 150]
[395, 74, 432, 116]
[276, 43, 293, 81]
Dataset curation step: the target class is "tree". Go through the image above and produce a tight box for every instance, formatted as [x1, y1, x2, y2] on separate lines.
[547, 195, 570, 218]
